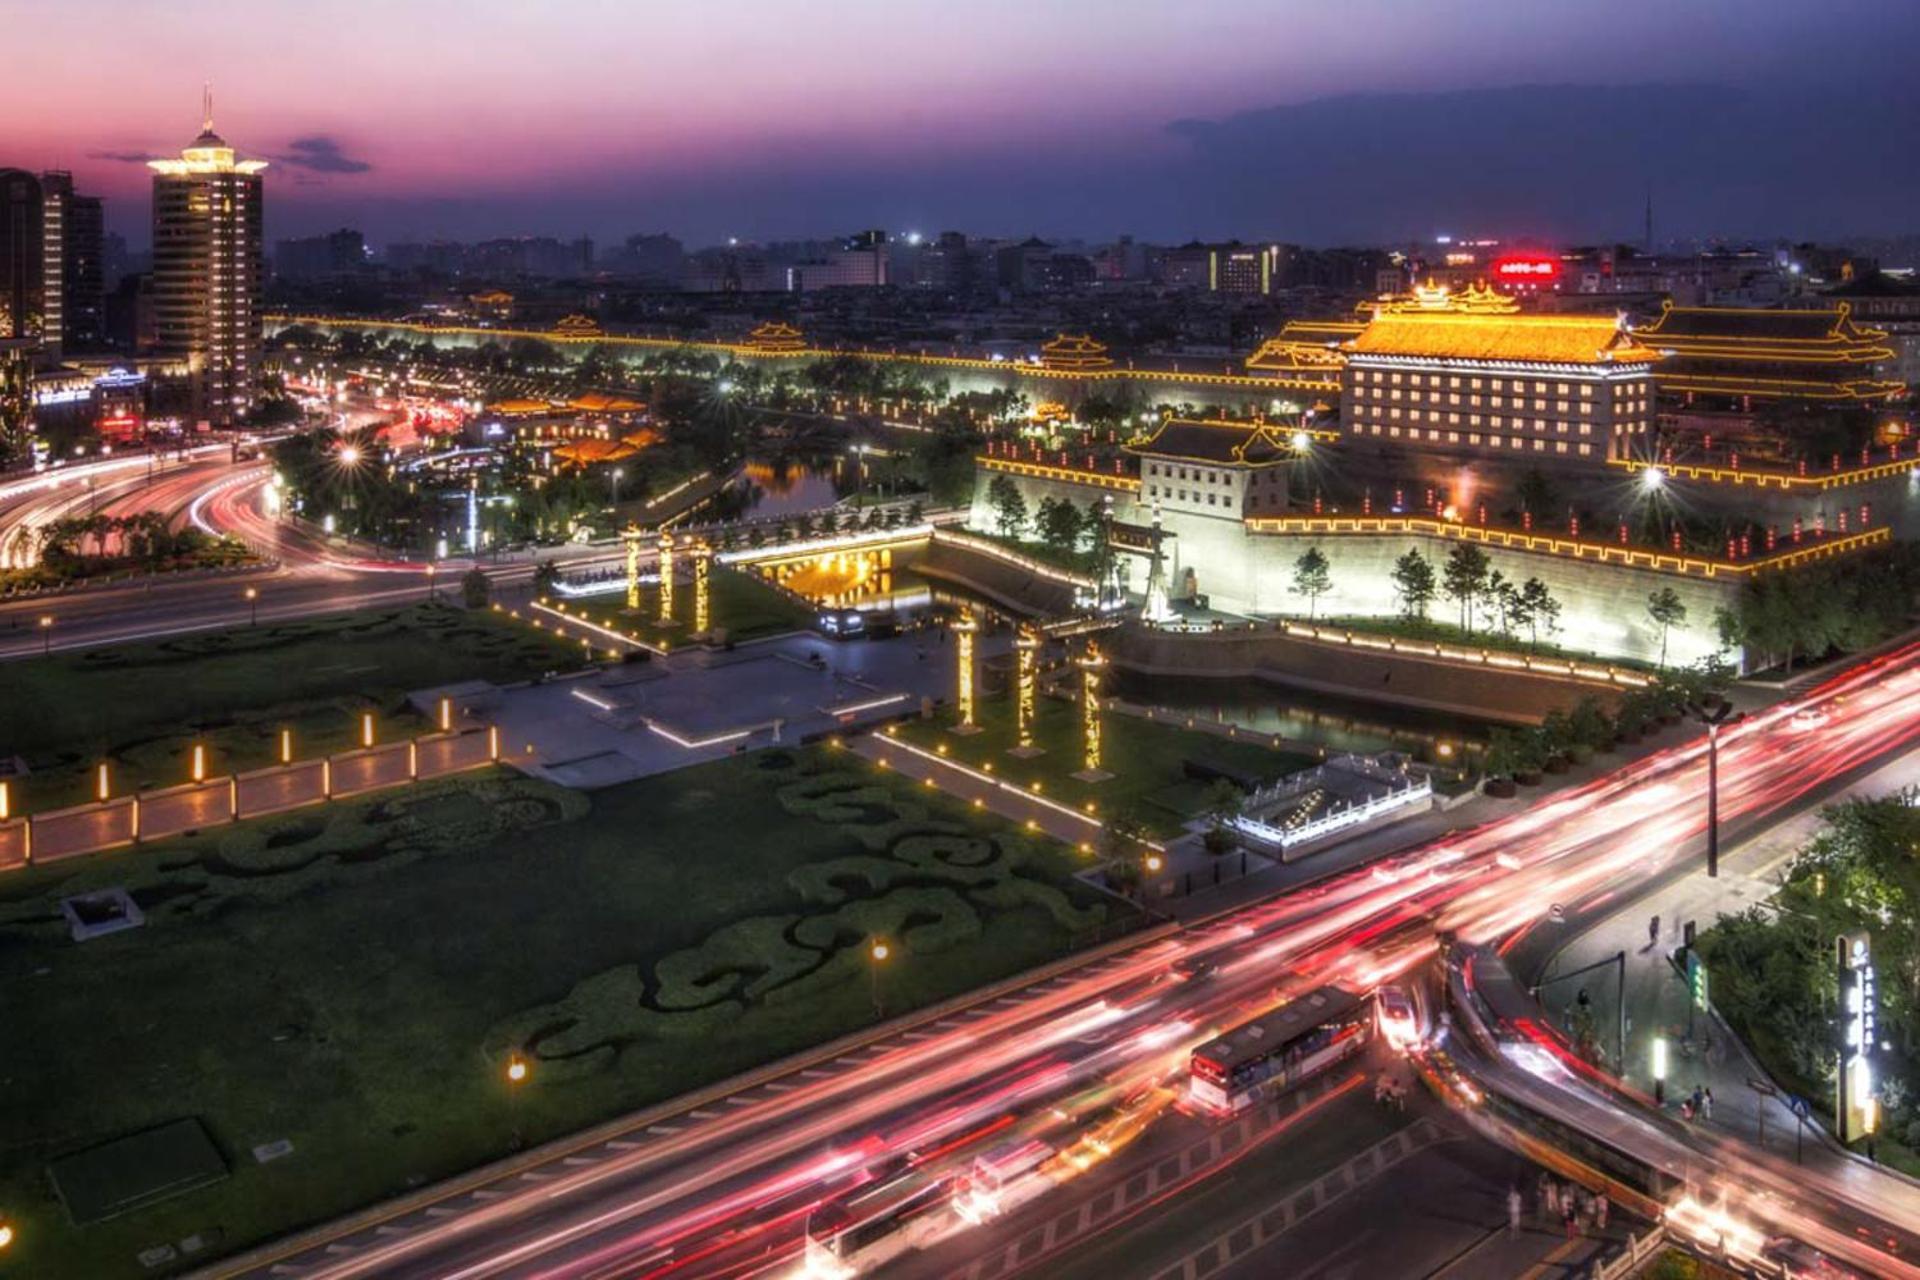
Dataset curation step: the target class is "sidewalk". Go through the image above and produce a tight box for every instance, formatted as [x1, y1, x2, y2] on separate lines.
[1537, 747, 1920, 1179]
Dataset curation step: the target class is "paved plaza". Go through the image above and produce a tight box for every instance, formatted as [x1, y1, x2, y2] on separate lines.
[422, 628, 1007, 789]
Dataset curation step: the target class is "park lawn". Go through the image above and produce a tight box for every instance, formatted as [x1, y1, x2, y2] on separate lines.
[0, 745, 1122, 1278]
[895, 695, 1317, 837]
[0, 602, 586, 814]
[563, 564, 815, 649]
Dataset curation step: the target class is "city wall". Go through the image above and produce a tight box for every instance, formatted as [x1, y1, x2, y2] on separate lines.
[266, 316, 1325, 417]
[968, 465, 1747, 668]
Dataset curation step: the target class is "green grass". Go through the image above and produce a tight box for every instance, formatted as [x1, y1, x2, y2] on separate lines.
[0, 603, 586, 814]
[563, 565, 816, 649]
[895, 696, 1317, 837]
[0, 746, 1122, 1277]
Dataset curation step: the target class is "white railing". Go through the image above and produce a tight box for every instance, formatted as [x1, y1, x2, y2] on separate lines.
[1593, 1227, 1669, 1280]
[1231, 772, 1431, 850]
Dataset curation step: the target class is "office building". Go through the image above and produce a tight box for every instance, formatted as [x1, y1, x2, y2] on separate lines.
[40, 171, 105, 354]
[147, 98, 266, 427]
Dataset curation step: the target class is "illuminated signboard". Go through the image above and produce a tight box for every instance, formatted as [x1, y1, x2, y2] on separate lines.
[1491, 254, 1562, 284]
[1837, 930, 1877, 1143]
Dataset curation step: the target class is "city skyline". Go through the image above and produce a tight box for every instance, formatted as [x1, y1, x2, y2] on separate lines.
[7, 0, 1920, 248]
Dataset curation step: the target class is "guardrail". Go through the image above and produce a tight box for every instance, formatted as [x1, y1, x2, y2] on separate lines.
[0, 725, 500, 872]
[1593, 1227, 1670, 1280]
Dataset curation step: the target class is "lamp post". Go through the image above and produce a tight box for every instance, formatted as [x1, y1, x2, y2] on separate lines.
[1690, 695, 1738, 878]
[39, 614, 52, 656]
[245, 586, 259, 625]
[869, 938, 890, 1019]
[610, 467, 625, 506]
[505, 1052, 530, 1149]
[1652, 1035, 1668, 1105]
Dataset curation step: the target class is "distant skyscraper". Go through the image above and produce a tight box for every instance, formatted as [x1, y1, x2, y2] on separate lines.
[0, 168, 46, 346]
[147, 93, 266, 426]
[41, 171, 106, 354]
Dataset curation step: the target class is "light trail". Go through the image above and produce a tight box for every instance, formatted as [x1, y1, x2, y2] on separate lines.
[232, 640, 1920, 1280]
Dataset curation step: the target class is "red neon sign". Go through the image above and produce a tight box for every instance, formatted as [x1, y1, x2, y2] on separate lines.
[1491, 254, 1562, 283]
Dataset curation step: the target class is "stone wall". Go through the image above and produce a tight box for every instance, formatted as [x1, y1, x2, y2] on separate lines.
[967, 464, 1744, 668]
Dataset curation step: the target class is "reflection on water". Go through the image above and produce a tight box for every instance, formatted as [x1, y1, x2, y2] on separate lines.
[734, 458, 845, 518]
[1113, 673, 1488, 760]
[754, 539, 932, 611]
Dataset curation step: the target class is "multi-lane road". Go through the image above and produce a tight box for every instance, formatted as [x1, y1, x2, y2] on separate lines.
[192, 638, 1920, 1280]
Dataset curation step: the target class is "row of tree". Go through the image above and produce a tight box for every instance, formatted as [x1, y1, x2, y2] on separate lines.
[1482, 662, 1730, 782]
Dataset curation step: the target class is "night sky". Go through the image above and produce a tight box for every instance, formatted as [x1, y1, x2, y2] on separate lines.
[9, 0, 1920, 248]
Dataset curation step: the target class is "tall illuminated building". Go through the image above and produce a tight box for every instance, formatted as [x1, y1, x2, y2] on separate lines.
[147, 94, 266, 427]
[0, 169, 44, 466]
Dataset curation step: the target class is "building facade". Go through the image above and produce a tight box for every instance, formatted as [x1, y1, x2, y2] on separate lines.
[1340, 299, 1659, 464]
[147, 107, 266, 427]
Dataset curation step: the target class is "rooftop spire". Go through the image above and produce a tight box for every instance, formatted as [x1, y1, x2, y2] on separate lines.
[202, 82, 214, 134]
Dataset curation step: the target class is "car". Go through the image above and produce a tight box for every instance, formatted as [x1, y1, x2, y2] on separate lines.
[1377, 985, 1419, 1050]
[1789, 706, 1829, 732]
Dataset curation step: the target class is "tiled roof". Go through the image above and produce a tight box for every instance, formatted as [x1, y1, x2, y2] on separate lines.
[1638, 302, 1887, 346]
[1345, 312, 1658, 365]
[1128, 419, 1290, 465]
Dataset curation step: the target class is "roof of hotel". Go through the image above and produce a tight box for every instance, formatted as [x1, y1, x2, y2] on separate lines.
[1345, 311, 1659, 366]
[1637, 302, 1888, 345]
[1127, 418, 1291, 466]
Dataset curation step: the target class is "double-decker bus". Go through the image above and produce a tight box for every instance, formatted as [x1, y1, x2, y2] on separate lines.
[1187, 985, 1371, 1114]
[803, 1163, 953, 1277]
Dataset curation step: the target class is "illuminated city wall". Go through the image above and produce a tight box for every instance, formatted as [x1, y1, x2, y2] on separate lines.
[967, 463, 1761, 668]
[266, 316, 1317, 416]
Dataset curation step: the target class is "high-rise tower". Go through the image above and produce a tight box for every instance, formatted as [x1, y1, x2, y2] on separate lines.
[147, 91, 266, 427]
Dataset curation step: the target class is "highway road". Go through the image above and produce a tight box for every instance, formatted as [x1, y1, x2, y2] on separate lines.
[195, 639, 1920, 1280]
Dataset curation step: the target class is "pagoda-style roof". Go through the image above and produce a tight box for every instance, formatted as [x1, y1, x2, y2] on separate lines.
[1040, 333, 1112, 371]
[1245, 318, 1363, 375]
[1638, 301, 1890, 350]
[1345, 311, 1659, 367]
[554, 314, 602, 335]
[744, 321, 806, 352]
[1127, 418, 1294, 466]
[469, 290, 514, 305]
[553, 437, 643, 467]
[568, 392, 645, 414]
[1637, 302, 1903, 402]
[488, 397, 558, 416]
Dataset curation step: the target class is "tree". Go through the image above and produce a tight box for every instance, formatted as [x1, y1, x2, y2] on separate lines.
[987, 474, 1028, 539]
[1442, 543, 1493, 633]
[1291, 546, 1333, 621]
[1201, 780, 1245, 856]
[1518, 577, 1558, 650]
[1712, 605, 1745, 658]
[1646, 586, 1688, 668]
[1391, 548, 1436, 621]
[1484, 569, 1512, 635]
[1036, 496, 1085, 559]
[532, 559, 561, 597]
[461, 566, 491, 608]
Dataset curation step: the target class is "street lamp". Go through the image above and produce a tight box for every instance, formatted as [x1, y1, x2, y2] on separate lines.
[869, 938, 890, 1019]
[505, 1052, 529, 1149]
[38, 614, 53, 656]
[1652, 1035, 1668, 1105]
[245, 586, 259, 626]
[1145, 852, 1165, 874]
[1640, 465, 1666, 492]
[1690, 695, 1738, 878]
[610, 467, 625, 506]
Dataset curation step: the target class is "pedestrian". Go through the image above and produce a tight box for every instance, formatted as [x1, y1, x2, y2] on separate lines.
[1702, 1087, 1714, 1122]
[1691, 1085, 1705, 1117]
[1649, 913, 1661, 948]
[1538, 1172, 1555, 1223]
[1544, 1178, 1560, 1218]
[1563, 1197, 1578, 1239]
[1595, 1192, 1609, 1231]
[1508, 1186, 1524, 1238]
[1680, 1099, 1694, 1122]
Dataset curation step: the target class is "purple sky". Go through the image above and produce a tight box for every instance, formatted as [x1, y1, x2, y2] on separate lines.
[9, 0, 1920, 248]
